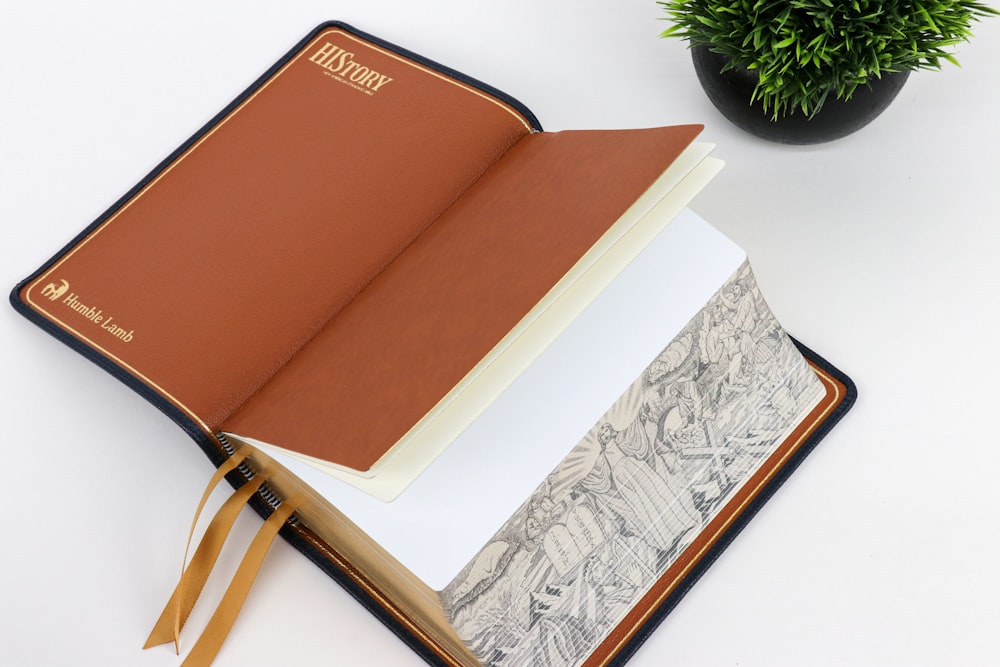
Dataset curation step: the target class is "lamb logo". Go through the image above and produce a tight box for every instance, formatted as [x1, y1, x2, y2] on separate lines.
[40, 279, 69, 301]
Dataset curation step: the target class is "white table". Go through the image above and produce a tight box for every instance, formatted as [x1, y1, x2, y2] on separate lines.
[3, 2, 998, 665]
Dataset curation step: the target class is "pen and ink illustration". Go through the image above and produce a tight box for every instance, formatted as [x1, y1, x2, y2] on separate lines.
[441, 261, 825, 667]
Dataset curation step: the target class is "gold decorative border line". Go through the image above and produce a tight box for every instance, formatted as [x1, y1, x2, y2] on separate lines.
[592, 361, 844, 666]
[292, 525, 466, 667]
[23, 27, 535, 437]
[284, 362, 845, 667]
[23, 301, 215, 434]
[333, 30, 535, 132]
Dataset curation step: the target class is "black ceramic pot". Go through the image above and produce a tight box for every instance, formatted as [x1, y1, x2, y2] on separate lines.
[691, 45, 910, 144]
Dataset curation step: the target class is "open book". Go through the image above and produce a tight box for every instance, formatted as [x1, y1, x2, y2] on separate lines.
[11, 22, 854, 667]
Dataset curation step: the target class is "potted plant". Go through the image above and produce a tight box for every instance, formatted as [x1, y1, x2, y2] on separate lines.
[659, 0, 998, 143]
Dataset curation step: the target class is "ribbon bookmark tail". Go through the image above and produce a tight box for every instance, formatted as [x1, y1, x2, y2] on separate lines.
[180, 495, 306, 667]
[143, 473, 267, 651]
[144, 444, 253, 652]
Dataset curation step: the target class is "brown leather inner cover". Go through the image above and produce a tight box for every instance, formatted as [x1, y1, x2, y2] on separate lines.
[222, 126, 700, 470]
[22, 27, 700, 471]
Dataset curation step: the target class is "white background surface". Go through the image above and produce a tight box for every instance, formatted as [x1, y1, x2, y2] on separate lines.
[2, 1, 998, 666]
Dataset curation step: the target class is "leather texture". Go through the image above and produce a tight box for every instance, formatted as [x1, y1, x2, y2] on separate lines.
[221, 125, 702, 471]
[590, 340, 856, 666]
[16, 24, 533, 437]
[10, 22, 857, 667]
[275, 341, 856, 667]
[15, 22, 700, 472]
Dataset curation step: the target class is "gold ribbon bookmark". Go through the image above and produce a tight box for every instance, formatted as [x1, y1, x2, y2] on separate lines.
[145, 446, 304, 666]
[180, 493, 304, 666]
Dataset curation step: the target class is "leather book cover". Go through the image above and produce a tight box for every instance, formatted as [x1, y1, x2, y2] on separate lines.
[12, 20, 703, 477]
[10, 21, 856, 667]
